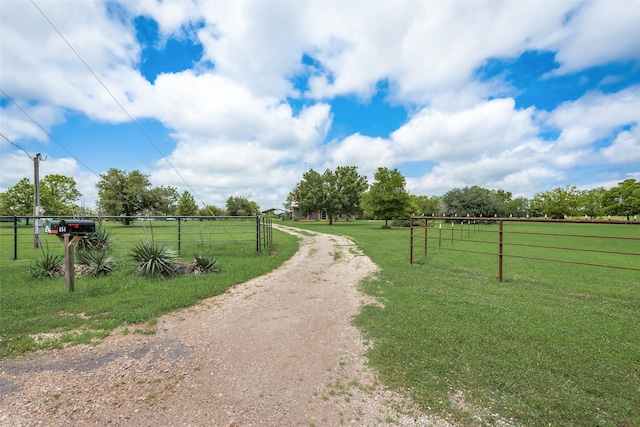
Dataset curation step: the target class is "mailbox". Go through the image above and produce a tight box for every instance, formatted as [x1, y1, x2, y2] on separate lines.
[49, 219, 95, 235]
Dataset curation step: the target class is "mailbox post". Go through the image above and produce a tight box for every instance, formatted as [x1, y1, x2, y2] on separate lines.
[49, 220, 95, 292]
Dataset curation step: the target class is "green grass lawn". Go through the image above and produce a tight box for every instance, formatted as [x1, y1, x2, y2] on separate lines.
[0, 221, 299, 357]
[286, 220, 640, 427]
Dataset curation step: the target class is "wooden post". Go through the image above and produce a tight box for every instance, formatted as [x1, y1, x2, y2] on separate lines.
[61, 235, 83, 292]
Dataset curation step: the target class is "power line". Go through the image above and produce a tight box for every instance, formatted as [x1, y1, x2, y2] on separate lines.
[0, 132, 33, 159]
[29, 0, 213, 212]
[26, 1, 236, 236]
[0, 88, 101, 179]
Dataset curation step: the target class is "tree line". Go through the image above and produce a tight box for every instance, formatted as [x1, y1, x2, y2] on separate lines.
[1, 166, 638, 223]
[289, 167, 639, 223]
[0, 168, 260, 222]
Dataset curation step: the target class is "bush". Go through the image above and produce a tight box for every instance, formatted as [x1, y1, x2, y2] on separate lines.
[77, 248, 117, 277]
[131, 241, 179, 278]
[29, 252, 64, 279]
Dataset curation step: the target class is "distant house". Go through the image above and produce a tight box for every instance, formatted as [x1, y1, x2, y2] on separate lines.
[289, 200, 355, 222]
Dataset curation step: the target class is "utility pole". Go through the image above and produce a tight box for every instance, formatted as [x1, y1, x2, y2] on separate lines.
[33, 153, 43, 248]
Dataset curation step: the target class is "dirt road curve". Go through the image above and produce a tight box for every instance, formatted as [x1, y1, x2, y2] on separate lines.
[1, 225, 450, 426]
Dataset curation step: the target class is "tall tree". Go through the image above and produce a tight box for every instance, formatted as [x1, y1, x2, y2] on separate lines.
[602, 179, 640, 220]
[0, 178, 33, 216]
[226, 196, 260, 216]
[530, 186, 581, 219]
[177, 190, 199, 216]
[442, 186, 506, 217]
[0, 175, 82, 217]
[411, 194, 442, 216]
[364, 167, 410, 227]
[147, 185, 179, 216]
[290, 166, 368, 225]
[96, 169, 152, 224]
[40, 174, 82, 216]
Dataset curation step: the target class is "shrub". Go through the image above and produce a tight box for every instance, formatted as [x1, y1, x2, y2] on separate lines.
[77, 227, 113, 253]
[29, 252, 64, 279]
[131, 241, 179, 278]
[77, 248, 117, 277]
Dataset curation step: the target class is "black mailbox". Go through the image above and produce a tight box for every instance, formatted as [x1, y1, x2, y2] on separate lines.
[50, 219, 95, 235]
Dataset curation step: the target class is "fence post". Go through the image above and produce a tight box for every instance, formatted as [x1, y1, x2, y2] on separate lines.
[13, 216, 18, 261]
[177, 217, 181, 255]
[410, 217, 414, 264]
[256, 216, 260, 253]
[499, 219, 504, 282]
[424, 219, 428, 257]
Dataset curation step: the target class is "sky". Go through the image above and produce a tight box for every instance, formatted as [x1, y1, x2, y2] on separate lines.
[1, 0, 639, 212]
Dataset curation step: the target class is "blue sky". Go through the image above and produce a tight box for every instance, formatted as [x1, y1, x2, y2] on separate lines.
[1, 0, 639, 210]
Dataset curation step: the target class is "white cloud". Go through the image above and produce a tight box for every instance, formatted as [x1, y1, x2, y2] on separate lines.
[551, 1, 640, 75]
[600, 125, 640, 164]
[548, 86, 640, 148]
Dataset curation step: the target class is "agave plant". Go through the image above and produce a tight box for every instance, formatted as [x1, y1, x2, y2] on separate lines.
[29, 252, 64, 279]
[77, 248, 117, 277]
[131, 241, 179, 278]
[77, 227, 114, 253]
[194, 254, 222, 274]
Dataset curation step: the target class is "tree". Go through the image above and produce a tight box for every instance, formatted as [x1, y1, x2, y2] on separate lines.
[226, 196, 260, 216]
[602, 179, 640, 220]
[177, 190, 199, 216]
[199, 204, 224, 216]
[505, 196, 530, 218]
[40, 174, 82, 216]
[0, 175, 82, 217]
[147, 185, 179, 216]
[579, 188, 605, 219]
[290, 166, 368, 225]
[364, 167, 410, 227]
[96, 169, 152, 224]
[442, 186, 506, 217]
[411, 194, 442, 216]
[0, 178, 33, 216]
[530, 186, 581, 219]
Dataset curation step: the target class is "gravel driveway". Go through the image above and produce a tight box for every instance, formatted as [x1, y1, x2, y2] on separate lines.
[1, 225, 450, 426]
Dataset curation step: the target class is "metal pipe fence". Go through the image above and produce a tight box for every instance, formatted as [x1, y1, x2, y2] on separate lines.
[410, 217, 640, 282]
[0, 215, 274, 261]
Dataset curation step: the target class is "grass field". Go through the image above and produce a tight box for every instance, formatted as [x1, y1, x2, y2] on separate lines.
[1, 218, 638, 425]
[286, 220, 640, 427]
[0, 220, 299, 357]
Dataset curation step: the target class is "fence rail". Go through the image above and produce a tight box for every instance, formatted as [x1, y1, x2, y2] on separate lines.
[0, 215, 273, 261]
[410, 216, 640, 282]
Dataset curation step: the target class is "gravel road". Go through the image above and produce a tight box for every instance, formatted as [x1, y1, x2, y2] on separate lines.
[1, 225, 451, 426]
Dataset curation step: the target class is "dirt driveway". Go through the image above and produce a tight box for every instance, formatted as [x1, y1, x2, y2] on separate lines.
[1, 225, 450, 426]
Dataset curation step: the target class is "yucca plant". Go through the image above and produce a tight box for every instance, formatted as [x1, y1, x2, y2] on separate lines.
[29, 252, 64, 279]
[77, 248, 117, 277]
[77, 226, 113, 253]
[131, 241, 179, 278]
[194, 254, 222, 274]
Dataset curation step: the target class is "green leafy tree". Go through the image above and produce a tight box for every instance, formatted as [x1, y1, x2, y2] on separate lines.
[226, 196, 260, 216]
[602, 179, 640, 220]
[0, 178, 33, 216]
[442, 186, 506, 217]
[411, 194, 442, 216]
[199, 204, 224, 216]
[177, 190, 199, 216]
[40, 174, 82, 216]
[0, 175, 82, 217]
[147, 185, 179, 216]
[505, 196, 530, 218]
[291, 166, 368, 225]
[364, 167, 410, 227]
[579, 187, 606, 219]
[530, 186, 581, 219]
[96, 169, 152, 224]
